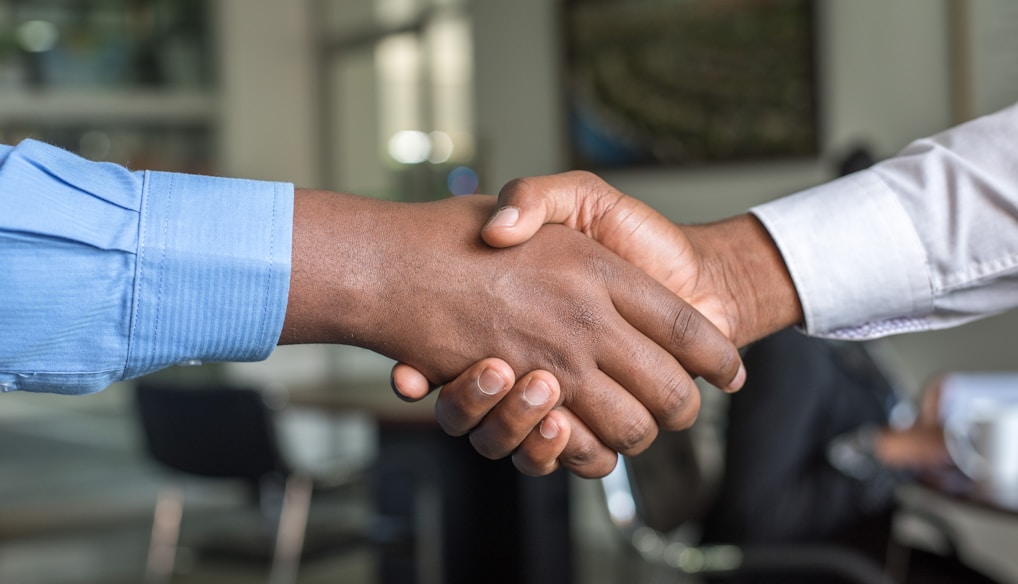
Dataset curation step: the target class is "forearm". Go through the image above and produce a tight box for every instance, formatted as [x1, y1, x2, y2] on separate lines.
[685, 214, 803, 347]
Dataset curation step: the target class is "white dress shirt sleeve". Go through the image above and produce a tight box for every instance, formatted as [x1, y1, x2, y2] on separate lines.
[752, 102, 1018, 339]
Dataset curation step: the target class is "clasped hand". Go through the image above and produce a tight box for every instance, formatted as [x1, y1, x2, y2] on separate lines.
[386, 172, 761, 477]
[283, 187, 743, 479]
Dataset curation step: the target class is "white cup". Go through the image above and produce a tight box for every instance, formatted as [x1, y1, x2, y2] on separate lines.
[945, 407, 1018, 478]
[939, 373, 1018, 505]
[939, 373, 1018, 425]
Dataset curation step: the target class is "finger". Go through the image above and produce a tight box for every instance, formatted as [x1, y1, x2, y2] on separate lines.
[550, 256, 739, 437]
[605, 262, 745, 396]
[431, 358, 515, 436]
[591, 316, 705, 433]
[511, 408, 571, 477]
[482, 171, 621, 248]
[390, 362, 438, 402]
[468, 371, 562, 459]
[563, 368, 661, 455]
[591, 311, 725, 433]
[554, 408, 619, 479]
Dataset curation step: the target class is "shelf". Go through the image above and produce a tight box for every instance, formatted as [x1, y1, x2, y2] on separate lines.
[0, 90, 218, 126]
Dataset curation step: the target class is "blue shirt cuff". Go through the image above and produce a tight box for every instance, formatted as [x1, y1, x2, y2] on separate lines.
[125, 170, 293, 380]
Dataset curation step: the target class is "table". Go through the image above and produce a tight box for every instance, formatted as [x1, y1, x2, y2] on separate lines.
[917, 468, 1018, 516]
[893, 473, 1018, 583]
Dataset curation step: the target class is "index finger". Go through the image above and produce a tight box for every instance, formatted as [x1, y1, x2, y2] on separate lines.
[602, 252, 745, 398]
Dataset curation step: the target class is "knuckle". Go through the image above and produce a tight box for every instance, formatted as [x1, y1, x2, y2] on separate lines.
[567, 169, 597, 181]
[434, 402, 472, 437]
[669, 304, 699, 349]
[558, 435, 619, 478]
[566, 170, 620, 231]
[576, 170, 615, 202]
[569, 454, 618, 479]
[611, 414, 657, 456]
[436, 415, 469, 438]
[512, 450, 556, 477]
[468, 430, 509, 460]
[498, 176, 536, 202]
[569, 298, 606, 333]
[569, 169, 610, 195]
[656, 377, 701, 431]
[560, 437, 602, 469]
[439, 422, 468, 438]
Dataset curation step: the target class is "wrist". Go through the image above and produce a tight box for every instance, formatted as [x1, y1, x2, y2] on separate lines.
[280, 188, 396, 349]
[686, 214, 803, 346]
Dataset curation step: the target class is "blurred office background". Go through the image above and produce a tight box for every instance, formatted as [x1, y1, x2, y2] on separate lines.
[2, 0, 1018, 583]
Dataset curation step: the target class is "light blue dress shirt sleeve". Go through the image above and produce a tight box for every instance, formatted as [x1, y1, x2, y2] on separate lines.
[0, 140, 293, 395]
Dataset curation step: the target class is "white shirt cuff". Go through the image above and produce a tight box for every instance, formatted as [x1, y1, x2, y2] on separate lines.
[750, 170, 933, 337]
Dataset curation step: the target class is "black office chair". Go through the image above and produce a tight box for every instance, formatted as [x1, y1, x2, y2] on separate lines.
[134, 381, 374, 584]
[603, 430, 895, 584]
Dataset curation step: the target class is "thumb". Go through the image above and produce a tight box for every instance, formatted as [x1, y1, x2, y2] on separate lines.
[481, 189, 551, 249]
[482, 173, 592, 248]
[482, 205, 531, 248]
[390, 362, 436, 402]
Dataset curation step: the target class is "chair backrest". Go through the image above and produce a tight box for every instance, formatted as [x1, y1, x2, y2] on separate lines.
[135, 382, 286, 480]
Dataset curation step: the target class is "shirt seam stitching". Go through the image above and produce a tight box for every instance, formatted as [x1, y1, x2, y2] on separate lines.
[152, 174, 172, 366]
[124, 171, 150, 376]
[259, 183, 278, 344]
[935, 252, 1018, 293]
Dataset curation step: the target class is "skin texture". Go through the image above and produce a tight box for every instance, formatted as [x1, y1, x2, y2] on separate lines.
[390, 171, 804, 476]
[280, 188, 745, 478]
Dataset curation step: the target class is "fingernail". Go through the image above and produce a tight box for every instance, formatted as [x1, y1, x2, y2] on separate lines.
[523, 378, 552, 406]
[477, 368, 506, 396]
[390, 375, 416, 403]
[539, 417, 559, 439]
[727, 364, 746, 392]
[487, 206, 520, 229]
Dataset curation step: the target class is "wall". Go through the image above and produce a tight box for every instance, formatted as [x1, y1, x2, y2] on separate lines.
[215, 0, 319, 186]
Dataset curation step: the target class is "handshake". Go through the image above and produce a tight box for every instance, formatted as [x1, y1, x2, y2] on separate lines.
[281, 171, 804, 478]
[9, 105, 1002, 478]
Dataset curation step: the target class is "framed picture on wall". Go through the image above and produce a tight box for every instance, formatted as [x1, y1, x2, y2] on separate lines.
[561, 0, 819, 169]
